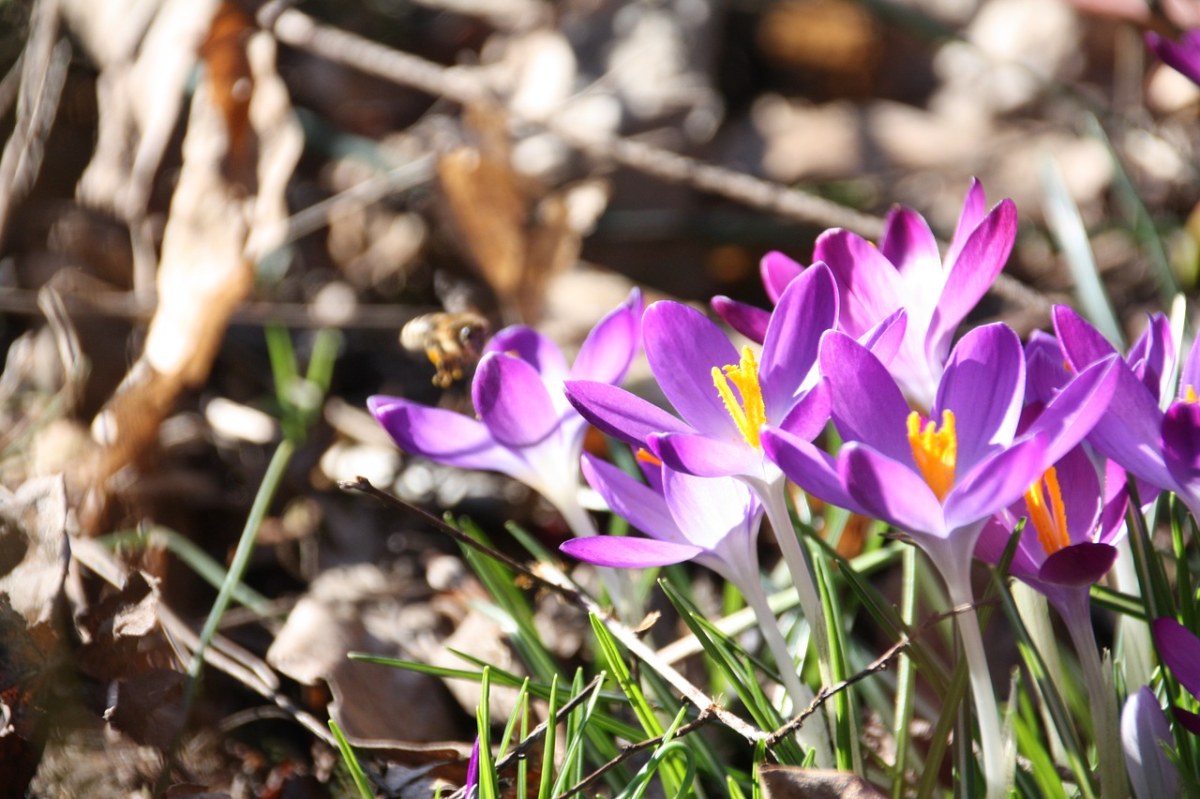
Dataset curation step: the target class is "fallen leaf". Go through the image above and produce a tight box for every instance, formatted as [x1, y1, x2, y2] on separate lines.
[759, 766, 888, 799]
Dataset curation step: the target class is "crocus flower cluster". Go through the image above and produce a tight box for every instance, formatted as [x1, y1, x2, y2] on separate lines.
[370, 178, 1200, 798]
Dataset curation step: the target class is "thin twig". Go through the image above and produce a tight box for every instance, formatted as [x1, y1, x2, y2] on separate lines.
[764, 601, 988, 748]
[554, 710, 715, 799]
[258, 6, 1048, 321]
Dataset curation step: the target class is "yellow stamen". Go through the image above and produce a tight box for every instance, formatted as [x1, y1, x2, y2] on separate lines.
[906, 410, 957, 501]
[712, 346, 767, 449]
[635, 448, 663, 467]
[1186, 384, 1198, 404]
[1024, 466, 1070, 556]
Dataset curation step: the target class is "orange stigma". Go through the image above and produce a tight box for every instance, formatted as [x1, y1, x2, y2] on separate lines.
[1186, 385, 1198, 404]
[635, 448, 663, 467]
[1024, 466, 1070, 556]
[712, 346, 767, 449]
[907, 410, 957, 501]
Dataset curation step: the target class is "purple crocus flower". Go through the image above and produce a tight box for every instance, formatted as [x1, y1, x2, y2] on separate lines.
[1122, 686, 1179, 799]
[1151, 618, 1200, 735]
[369, 290, 642, 538]
[761, 322, 1118, 797]
[715, 180, 1017, 410]
[1053, 306, 1200, 519]
[1147, 29, 1200, 87]
[464, 737, 481, 798]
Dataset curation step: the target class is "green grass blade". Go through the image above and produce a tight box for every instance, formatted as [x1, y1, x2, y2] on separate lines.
[329, 718, 374, 799]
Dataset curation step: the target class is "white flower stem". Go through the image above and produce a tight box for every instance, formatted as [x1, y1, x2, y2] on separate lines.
[741, 574, 833, 766]
[760, 481, 834, 689]
[945, 570, 1007, 799]
[1062, 593, 1128, 799]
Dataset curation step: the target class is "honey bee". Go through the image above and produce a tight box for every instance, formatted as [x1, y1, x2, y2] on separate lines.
[400, 311, 491, 388]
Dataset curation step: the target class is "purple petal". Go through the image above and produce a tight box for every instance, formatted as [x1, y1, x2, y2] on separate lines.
[928, 199, 1017, 360]
[561, 536, 703, 568]
[761, 251, 804, 303]
[570, 289, 643, 383]
[775, 379, 831, 441]
[580, 454, 681, 542]
[936, 323, 1024, 471]
[1037, 542, 1117, 587]
[1053, 304, 1120, 372]
[1130, 313, 1174, 400]
[648, 432, 761, 479]
[820, 331, 914, 464]
[761, 426, 864, 514]
[1163, 400, 1200, 500]
[759, 262, 838, 420]
[1147, 30, 1200, 86]
[975, 514, 1043, 580]
[1122, 686, 1179, 799]
[841, 444, 944, 535]
[1153, 617, 1200, 700]
[1181, 337, 1200, 401]
[564, 380, 692, 448]
[712, 296, 770, 343]
[945, 436, 1047, 529]
[860, 308, 908, 366]
[1024, 331, 1070, 404]
[1022, 355, 1119, 468]
[643, 301, 741, 439]
[662, 467, 758, 550]
[485, 326, 569, 382]
[1051, 446, 1104, 544]
[368, 395, 523, 475]
[473, 353, 558, 447]
[1175, 707, 1200, 736]
[945, 178, 990, 270]
[814, 228, 904, 338]
[880, 206, 940, 279]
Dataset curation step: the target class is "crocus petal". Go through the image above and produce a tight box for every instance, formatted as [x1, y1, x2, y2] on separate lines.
[944, 177, 989, 270]
[1147, 30, 1200, 86]
[860, 308, 908, 366]
[1053, 304, 1120, 371]
[945, 436, 1047, 529]
[1037, 542, 1118, 587]
[485, 326, 569, 383]
[928, 199, 1017, 360]
[580, 454, 681, 542]
[1130, 313, 1174, 400]
[648, 432, 762, 479]
[975, 515, 1044, 579]
[880, 206, 940, 279]
[561, 536, 704, 568]
[761, 251, 804, 303]
[840, 444, 945, 535]
[761, 426, 865, 514]
[368, 396, 524, 475]
[1175, 708, 1200, 736]
[1071, 364, 1174, 490]
[1053, 446, 1104, 543]
[712, 296, 770, 343]
[1024, 331, 1070, 404]
[1153, 618, 1200, 700]
[1122, 686, 1179, 799]
[570, 289, 642, 383]
[474, 353, 559, 447]
[662, 467, 757, 550]
[775, 378, 831, 441]
[814, 228, 905, 337]
[819, 331, 913, 464]
[1022, 356, 1119, 467]
[759, 262, 837, 419]
[1181, 338, 1200, 399]
[1163, 400, 1200, 507]
[564, 380, 692, 447]
[936, 323, 1024, 471]
[644, 301, 741, 439]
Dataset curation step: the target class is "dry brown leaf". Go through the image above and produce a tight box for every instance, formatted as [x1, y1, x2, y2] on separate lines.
[0, 476, 69, 627]
[78, 14, 301, 530]
[759, 766, 888, 799]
